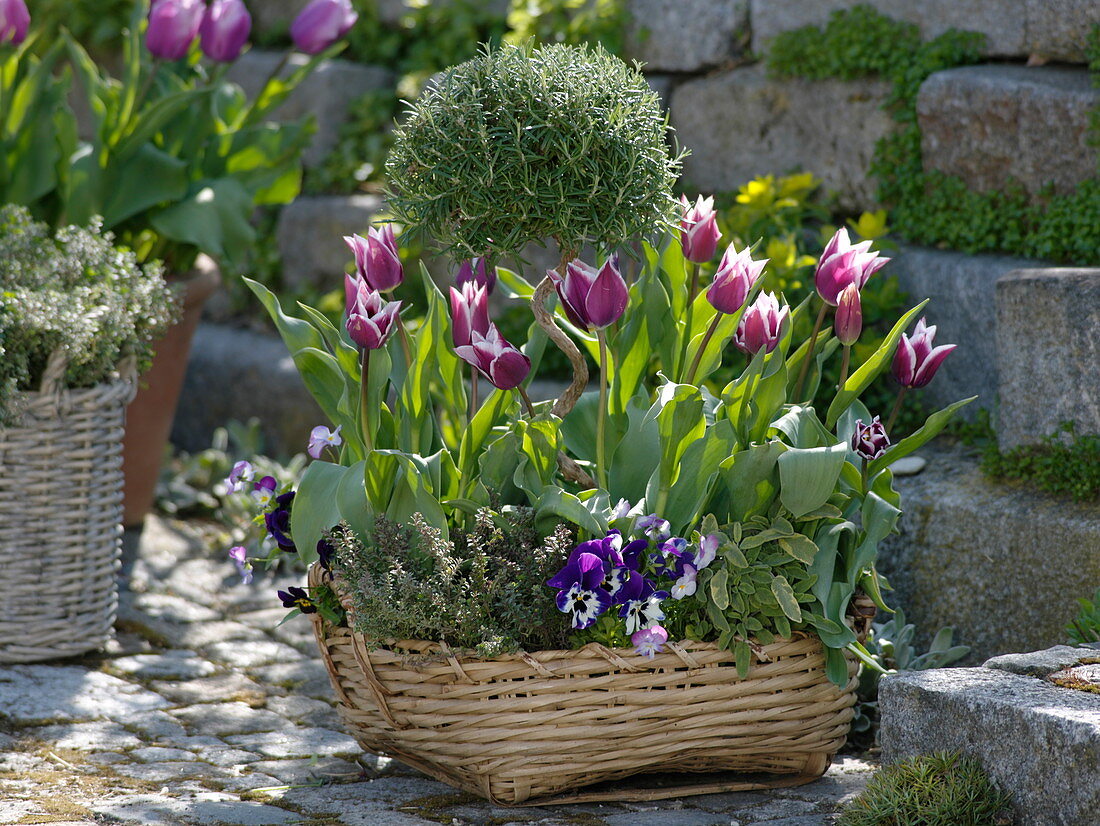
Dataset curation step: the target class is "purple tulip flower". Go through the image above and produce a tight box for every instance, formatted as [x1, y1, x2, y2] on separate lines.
[680, 195, 721, 264]
[852, 416, 891, 461]
[199, 0, 251, 62]
[290, 0, 358, 55]
[547, 551, 612, 630]
[835, 283, 863, 346]
[0, 0, 30, 46]
[632, 625, 669, 659]
[892, 318, 956, 389]
[449, 282, 491, 349]
[547, 256, 628, 331]
[733, 292, 789, 355]
[454, 325, 531, 391]
[815, 228, 890, 306]
[456, 257, 495, 294]
[307, 424, 342, 459]
[345, 286, 402, 351]
[344, 224, 403, 292]
[706, 244, 768, 315]
[146, 0, 205, 61]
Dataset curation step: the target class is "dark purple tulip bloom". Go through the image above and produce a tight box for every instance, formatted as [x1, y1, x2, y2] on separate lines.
[454, 325, 531, 391]
[706, 244, 768, 315]
[547, 551, 611, 630]
[852, 416, 891, 461]
[548, 256, 628, 331]
[815, 228, 890, 306]
[346, 286, 402, 351]
[200, 0, 251, 62]
[290, 0, 358, 55]
[456, 257, 495, 294]
[264, 492, 296, 552]
[835, 283, 863, 346]
[449, 282, 491, 348]
[680, 194, 721, 264]
[733, 292, 789, 355]
[146, 0, 205, 61]
[0, 0, 29, 46]
[892, 317, 956, 389]
[345, 224, 403, 293]
[277, 586, 317, 614]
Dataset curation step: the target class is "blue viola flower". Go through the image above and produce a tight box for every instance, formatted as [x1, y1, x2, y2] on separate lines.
[651, 537, 694, 578]
[547, 552, 611, 630]
[614, 571, 668, 634]
[636, 514, 670, 541]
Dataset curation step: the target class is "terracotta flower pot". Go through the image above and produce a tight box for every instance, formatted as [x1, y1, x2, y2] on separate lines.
[121, 255, 221, 527]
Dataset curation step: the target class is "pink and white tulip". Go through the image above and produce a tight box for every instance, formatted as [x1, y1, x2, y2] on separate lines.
[733, 292, 789, 355]
[706, 244, 767, 315]
[815, 228, 890, 306]
[454, 325, 531, 391]
[679, 195, 721, 263]
[892, 318, 956, 389]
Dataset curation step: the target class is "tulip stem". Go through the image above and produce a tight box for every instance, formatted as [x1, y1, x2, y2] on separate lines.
[886, 387, 908, 434]
[860, 457, 869, 497]
[838, 344, 852, 390]
[397, 320, 413, 371]
[241, 52, 290, 126]
[794, 301, 829, 403]
[359, 349, 373, 453]
[684, 313, 723, 386]
[518, 386, 537, 418]
[677, 263, 702, 381]
[470, 369, 479, 422]
[596, 330, 610, 491]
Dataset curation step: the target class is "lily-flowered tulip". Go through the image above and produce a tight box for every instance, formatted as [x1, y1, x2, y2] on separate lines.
[456, 257, 495, 294]
[547, 552, 611, 629]
[278, 586, 317, 614]
[0, 0, 29, 45]
[615, 574, 668, 635]
[229, 546, 252, 585]
[146, 0, 205, 60]
[225, 460, 254, 493]
[548, 257, 628, 331]
[852, 416, 891, 461]
[815, 228, 890, 306]
[680, 195, 721, 263]
[346, 287, 402, 351]
[449, 282, 491, 348]
[733, 292, 789, 355]
[264, 492, 296, 552]
[632, 624, 669, 659]
[199, 0, 251, 62]
[892, 317, 956, 388]
[344, 224, 403, 292]
[454, 325, 531, 390]
[252, 475, 277, 508]
[290, 0, 358, 54]
[706, 244, 768, 315]
[307, 424, 342, 459]
[835, 283, 863, 346]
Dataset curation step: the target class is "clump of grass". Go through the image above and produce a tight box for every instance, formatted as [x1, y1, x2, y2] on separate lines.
[839, 751, 1012, 826]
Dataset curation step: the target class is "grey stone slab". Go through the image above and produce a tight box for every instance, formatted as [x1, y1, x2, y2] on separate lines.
[204, 640, 305, 669]
[749, 0, 1028, 57]
[625, 0, 748, 72]
[0, 665, 168, 724]
[227, 52, 393, 167]
[274, 777, 450, 824]
[880, 667, 1100, 826]
[604, 810, 732, 825]
[918, 65, 1099, 199]
[249, 659, 335, 701]
[879, 443, 1100, 662]
[263, 694, 341, 728]
[150, 672, 268, 707]
[29, 721, 143, 752]
[173, 323, 322, 459]
[124, 592, 222, 624]
[224, 726, 361, 759]
[112, 761, 226, 784]
[1024, 0, 1100, 62]
[247, 756, 361, 785]
[109, 650, 219, 681]
[887, 244, 1040, 418]
[123, 710, 191, 743]
[277, 194, 386, 291]
[996, 268, 1100, 449]
[132, 746, 199, 763]
[670, 65, 892, 212]
[156, 620, 269, 651]
[172, 703, 291, 737]
[91, 793, 298, 825]
[84, 751, 132, 766]
[984, 645, 1100, 678]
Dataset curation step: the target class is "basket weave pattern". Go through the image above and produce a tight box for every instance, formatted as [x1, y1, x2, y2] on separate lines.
[309, 564, 859, 805]
[0, 357, 135, 662]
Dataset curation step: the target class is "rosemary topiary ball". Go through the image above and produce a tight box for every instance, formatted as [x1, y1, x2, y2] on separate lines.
[385, 41, 682, 262]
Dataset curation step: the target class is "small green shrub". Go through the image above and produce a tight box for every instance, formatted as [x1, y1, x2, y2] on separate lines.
[0, 205, 178, 422]
[1067, 588, 1100, 645]
[983, 422, 1100, 502]
[332, 509, 574, 657]
[840, 752, 1012, 826]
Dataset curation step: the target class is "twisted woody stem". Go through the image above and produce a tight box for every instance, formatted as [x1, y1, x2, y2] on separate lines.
[530, 254, 597, 489]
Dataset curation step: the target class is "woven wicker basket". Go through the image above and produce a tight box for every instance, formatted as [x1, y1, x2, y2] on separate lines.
[308, 563, 863, 805]
[0, 352, 137, 662]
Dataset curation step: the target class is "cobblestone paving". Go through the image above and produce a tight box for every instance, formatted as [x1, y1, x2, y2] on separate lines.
[0, 518, 875, 826]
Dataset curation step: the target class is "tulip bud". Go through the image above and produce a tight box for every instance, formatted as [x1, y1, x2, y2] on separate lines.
[815, 228, 890, 306]
[290, 0, 358, 55]
[851, 416, 890, 461]
[892, 317, 956, 389]
[146, 0, 205, 61]
[449, 282, 491, 348]
[548, 256, 628, 331]
[679, 195, 721, 264]
[454, 325, 531, 391]
[344, 224, 403, 292]
[705, 244, 768, 315]
[733, 292, 789, 355]
[200, 0, 252, 63]
[835, 283, 863, 346]
[0, 0, 30, 46]
[345, 288, 402, 351]
[456, 257, 496, 294]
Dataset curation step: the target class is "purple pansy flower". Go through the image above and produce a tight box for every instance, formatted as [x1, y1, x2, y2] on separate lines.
[225, 460, 254, 493]
[620, 538, 649, 572]
[670, 563, 698, 600]
[651, 537, 692, 578]
[547, 552, 612, 630]
[228, 545, 252, 585]
[264, 492, 296, 552]
[632, 625, 669, 659]
[615, 573, 668, 635]
[636, 514, 670, 542]
[307, 425, 342, 459]
[252, 475, 277, 508]
[278, 586, 316, 614]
